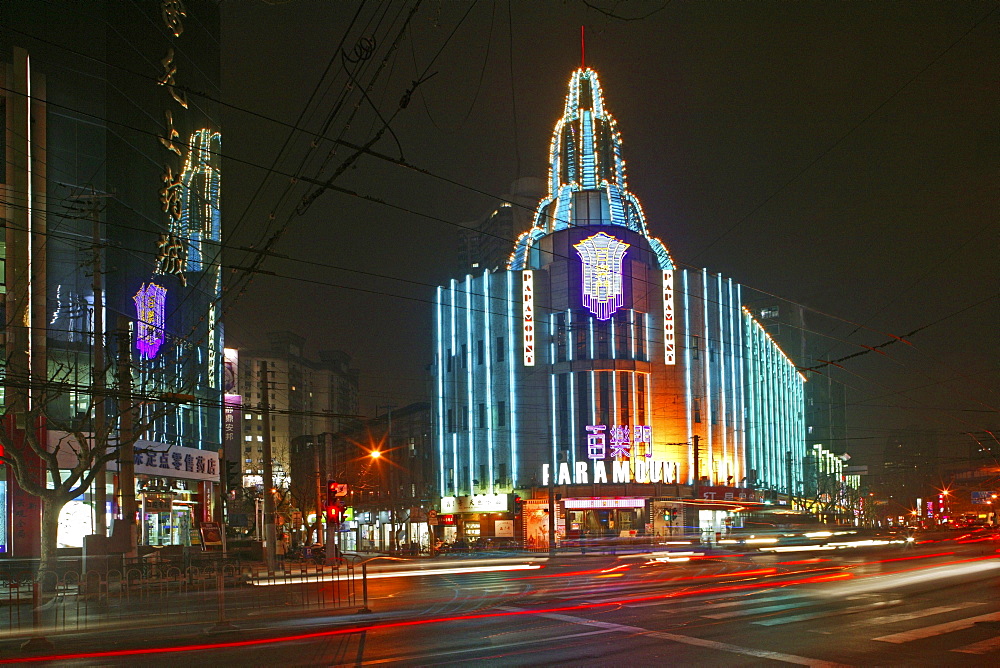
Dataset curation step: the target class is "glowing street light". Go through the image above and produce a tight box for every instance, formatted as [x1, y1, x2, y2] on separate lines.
[370, 450, 382, 460]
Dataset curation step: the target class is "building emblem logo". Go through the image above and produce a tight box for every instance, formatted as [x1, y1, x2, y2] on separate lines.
[133, 283, 167, 359]
[574, 232, 630, 320]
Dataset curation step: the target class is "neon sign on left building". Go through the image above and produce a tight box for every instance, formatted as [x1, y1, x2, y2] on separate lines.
[134, 283, 167, 359]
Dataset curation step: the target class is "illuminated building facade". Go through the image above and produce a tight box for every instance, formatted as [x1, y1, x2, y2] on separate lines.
[235, 332, 359, 489]
[1, 1, 224, 551]
[432, 68, 806, 542]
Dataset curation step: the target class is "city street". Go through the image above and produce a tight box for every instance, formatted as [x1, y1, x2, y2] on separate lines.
[4, 534, 999, 666]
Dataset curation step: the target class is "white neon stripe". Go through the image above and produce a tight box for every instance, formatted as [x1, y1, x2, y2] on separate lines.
[466, 275, 474, 494]
[484, 270, 494, 494]
[507, 272, 517, 487]
[437, 286, 445, 497]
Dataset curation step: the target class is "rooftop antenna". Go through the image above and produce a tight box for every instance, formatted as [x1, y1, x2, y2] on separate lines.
[581, 25, 586, 69]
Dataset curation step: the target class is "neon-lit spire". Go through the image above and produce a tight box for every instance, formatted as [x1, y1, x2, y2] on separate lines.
[509, 68, 674, 271]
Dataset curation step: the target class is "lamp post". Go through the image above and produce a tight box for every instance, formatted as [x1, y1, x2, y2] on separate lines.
[370, 449, 395, 553]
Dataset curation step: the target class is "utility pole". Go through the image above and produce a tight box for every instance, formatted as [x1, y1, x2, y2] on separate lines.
[116, 316, 137, 557]
[692, 434, 701, 500]
[259, 360, 277, 572]
[786, 450, 793, 508]
[313, 442, 323, 545]
[387, 406, 395, 554]
[90, 200, 107, 537]
[548, 451, 556, 557]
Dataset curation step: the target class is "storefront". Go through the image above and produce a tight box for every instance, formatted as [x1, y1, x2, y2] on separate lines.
[111, 440, 220, 547]
[563, 497, 646, 539]
[439, 494, 513, 544]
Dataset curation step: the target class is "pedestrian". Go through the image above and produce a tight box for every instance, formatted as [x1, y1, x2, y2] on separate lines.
[276, 533, 287, 566]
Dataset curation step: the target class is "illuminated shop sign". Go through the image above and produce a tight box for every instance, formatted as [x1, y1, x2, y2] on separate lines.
[662, 270, 675, 364]
[522, 270, 535, 366]
[441, 494, 510, 514]
[108, 440, 219, 482]
[542, 459, 679, 486]
[133, 283, 167, 359]
[563, 498, 645, 509]
[574, 232, 629, 321]
[585, 424, 652, 460]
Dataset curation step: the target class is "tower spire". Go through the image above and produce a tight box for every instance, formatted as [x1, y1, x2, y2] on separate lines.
[580, 25, 585, 69]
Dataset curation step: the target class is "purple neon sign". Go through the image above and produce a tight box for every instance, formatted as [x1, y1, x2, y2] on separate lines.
[574, 232, 630, 320]
[587, 424, 653, 460]
[133, 283, 167, 359]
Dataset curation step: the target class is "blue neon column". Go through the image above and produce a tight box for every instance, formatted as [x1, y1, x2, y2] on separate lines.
[484, 269, 494, 494]
[466, 274, 474, 494]
[507, 271, 517, 487]
[436, 286, 446, 497]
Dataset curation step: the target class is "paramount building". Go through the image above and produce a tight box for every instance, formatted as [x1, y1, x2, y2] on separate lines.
[432, 68, 806, 544]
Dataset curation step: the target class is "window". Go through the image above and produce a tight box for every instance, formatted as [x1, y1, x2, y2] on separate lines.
[478, 403, 486, 429]
[497, 401, 506, 427]
[496, 337, 504, 362]
[461, 344, 468, 369]
[461, 406, 468, 431]
[479, 464, 486, 488]
[447, 408, 454, 432]
[477, 340, 484, 365]
[555, 313, 567, 362]
[694, 399, 701, 424]
[692, 335, 700, 360]
[498, 463, 507, 487]
[244, 435, 251, 442]
[446, 349, 453, 373]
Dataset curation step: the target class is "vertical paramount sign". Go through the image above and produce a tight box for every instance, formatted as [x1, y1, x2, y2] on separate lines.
[522, 270, 534, 366]
[662, 270, 675, 364]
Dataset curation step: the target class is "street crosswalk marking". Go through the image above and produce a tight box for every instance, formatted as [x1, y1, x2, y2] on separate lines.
[705, 601, 818, 619]
[498, 606, 850, 667]
[753, 600, 899, 627]
[858, 603, 984, 628]
[628, 592, 805, 610]
[952, 634, 1000, 655]
[873, 611, 1000, 644]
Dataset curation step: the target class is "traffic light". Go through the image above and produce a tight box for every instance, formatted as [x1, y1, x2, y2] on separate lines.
[326, 480, 339, 508]
[513, 495, 523, 518]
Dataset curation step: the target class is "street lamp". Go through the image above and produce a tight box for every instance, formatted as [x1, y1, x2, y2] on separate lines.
[368, 448, 394, 552]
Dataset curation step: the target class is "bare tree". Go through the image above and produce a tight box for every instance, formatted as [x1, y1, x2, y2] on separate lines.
[0, 366, 180, 574]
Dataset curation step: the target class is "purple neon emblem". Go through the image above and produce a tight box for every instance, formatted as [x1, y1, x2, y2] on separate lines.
[574, 232, 630, 320]
[133, 283, 167, 359]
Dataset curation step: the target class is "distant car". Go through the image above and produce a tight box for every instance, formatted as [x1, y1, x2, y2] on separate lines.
[478, 537, 520, 551]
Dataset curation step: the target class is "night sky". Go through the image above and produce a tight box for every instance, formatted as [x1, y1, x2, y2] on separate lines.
[219, 1, 998, 468]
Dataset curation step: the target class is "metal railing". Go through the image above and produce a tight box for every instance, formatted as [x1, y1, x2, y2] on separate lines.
[0, 559, 358, 641]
